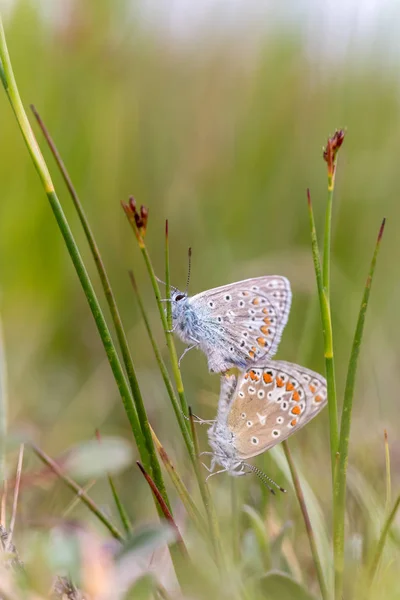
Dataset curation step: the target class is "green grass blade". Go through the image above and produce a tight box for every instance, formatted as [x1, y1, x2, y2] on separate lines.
[31, 443, 124, 542]
[189, 408, 223, 570]
[384, 429, 391, 516]
[0, 315, 7, 497]
[165, 223, 190, 419]
[307, 189, 339, 477]
[151, 427, 207, 535]
[333, 218, 386, 599]
[369, 493, 400, 582]
[30, 105, 170, 512]
[0, 16, 150, 472]
[129, 271, 195, 461]
[283, 441, 328, 600]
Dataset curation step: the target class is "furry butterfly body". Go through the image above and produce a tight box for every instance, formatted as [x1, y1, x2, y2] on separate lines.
[207, 360, 327, 478]
[171, 276, 292, 372]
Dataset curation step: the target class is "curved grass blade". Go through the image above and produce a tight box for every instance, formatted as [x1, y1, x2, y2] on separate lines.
[31, 443, 123, 542]
[333, 218, 386, 599]
[30, 104, 169, 511]
[283, 441, 328, 600]
[0, 17, 149, 480]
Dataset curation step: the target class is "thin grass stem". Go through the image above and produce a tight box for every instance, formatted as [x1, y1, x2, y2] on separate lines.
[129, 271, 195, 460]
[150, 426, 206, 535]
[164, 222, 190, 419]
[333, 218, 385, 600]
[0, 19, 154, 492]
[31, 443, 123, 541]
[283, 441, 328, 600]
[108, 475, 132, 536]
[136, 461, 188, 558]
[384, 430, 391, 516]
[123, 206, 191, 426]
[369, 493, 400, 582]
[30, 105, 170, 511]
[323, 187, 334, 298]
[62, 479, 96, 517]
[0, 317, 7, 526]
[307, 189, 339, 477]
[189, 408, 223, 569]
[7, 444, 24, 549]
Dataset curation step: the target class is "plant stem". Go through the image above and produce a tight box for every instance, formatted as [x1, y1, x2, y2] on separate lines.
[0, 316, 7, 509]
[30, 105, 170, 512]
[323, 188, 334, 298]
[31, 443, 123, 542]
[164, 223, 190, 420]
[108, 475, 132, 536]
[189, 408, 223, 569]
[333, 219, 385, 600]
[384, 429, 391, 516]
[129, 271, 194, 461]
[151, 426, 206, 534]
[369, 493, 400, 582]
[283, 441, 328, 600]
[0, 17, 149, 472]
[307, 189, 339, 478]
[137, 461, 188, 558]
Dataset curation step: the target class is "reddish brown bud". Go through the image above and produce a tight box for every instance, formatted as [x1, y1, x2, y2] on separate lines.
[123, 196, 149, 243]
[323, 129, 346, 185]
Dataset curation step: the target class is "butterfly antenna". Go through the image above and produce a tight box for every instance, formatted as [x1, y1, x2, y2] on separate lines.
[185, 247, 192, 295]
[243, 463, 287, 495]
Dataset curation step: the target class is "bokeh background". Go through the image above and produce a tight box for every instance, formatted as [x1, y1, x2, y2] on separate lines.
[0, 0, 400, 582]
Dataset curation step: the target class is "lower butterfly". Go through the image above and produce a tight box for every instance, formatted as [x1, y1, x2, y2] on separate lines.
[204, 360, 327, 492]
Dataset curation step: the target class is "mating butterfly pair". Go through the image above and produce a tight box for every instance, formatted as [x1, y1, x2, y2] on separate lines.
[170, 276, 327, 486]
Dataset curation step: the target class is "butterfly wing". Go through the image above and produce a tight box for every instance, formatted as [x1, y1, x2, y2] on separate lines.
[226, 360, 327, 459]
[189, 276, 292, 370]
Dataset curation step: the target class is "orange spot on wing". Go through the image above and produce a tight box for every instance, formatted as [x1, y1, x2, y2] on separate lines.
[256, 336, 267, 347]
[252, 297, 260, 305]
[248, 349, 255, 359]
[286, 382, 294, 391]
[262, 308, 269, 314]
[292, 390, 300, 402]
[242, 291, 250, 296]
[276, 376, 285, 387]
[315, 395, 323, 403]
[244, 373, 249, 380]
[263, 317, 271, 325]
[260, 325, 269, 335]
[309, 384, 316, 393]
[263, 373, 273, 384]
[249, 370, 259, 381]
[291, 418, 298, 427]
[291, 405, 301, 415]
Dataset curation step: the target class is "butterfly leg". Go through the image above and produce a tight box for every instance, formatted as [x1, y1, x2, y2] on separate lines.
[182, 412, 215, 425]
[178, 343, 198, 366]
[205, 468, 227, 482]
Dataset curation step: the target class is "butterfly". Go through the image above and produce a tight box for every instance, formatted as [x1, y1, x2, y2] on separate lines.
[205, 360, 327, 490]
[170, 276, 292, 373]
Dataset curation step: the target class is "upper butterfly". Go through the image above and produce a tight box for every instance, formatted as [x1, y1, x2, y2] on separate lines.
[170, 276, 292, 373]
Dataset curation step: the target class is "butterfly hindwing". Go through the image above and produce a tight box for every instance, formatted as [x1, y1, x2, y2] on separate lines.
[227, 360, 327, 459]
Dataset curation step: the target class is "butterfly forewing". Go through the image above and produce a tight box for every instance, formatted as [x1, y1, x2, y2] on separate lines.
[190, 276, 292, 368]
[227, 361, 327, 459]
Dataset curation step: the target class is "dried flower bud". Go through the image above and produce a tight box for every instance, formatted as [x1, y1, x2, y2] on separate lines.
[122, 196, 149, 246]
[323, 129, 346, 188]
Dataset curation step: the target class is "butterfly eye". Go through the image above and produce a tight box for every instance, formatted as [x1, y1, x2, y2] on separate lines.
[175, 294, 185, 301]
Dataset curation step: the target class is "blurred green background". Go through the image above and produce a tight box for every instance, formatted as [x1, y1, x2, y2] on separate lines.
[0, 0, 399, 555]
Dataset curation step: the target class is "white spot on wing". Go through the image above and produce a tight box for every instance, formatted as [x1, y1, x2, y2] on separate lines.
[257, 412, 267, 426]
